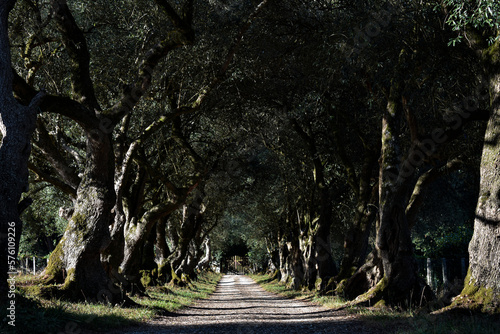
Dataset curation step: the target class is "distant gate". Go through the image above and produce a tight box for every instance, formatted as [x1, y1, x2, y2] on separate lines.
[226, 255, 248, 274]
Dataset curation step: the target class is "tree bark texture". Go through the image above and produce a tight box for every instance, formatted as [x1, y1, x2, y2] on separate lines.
[346, 50, 432, 306]
[0, 0, 42, 299]
[373, 50, 429, 306]
[459, 40, 500, 312]
[155, 217, 173, 283]
[278, 232, 290, 284]
[310, 190, 338, 290]
[165, 190, 205, 284]
[196, 238, 210, 270]
[331, 120, 380, 290]
[43, 129, 126, 303]
[290, 119, 337, 290]
[39, 0, 195, 302]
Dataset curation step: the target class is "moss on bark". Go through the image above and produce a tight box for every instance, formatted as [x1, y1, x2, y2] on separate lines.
[157, 261, 172, 284]
[450, 269, 500, 314]
[169, 268, 189, 287]
[140, 270, 153, 288]
[42, 238, 66, 284]
[353, 276, 389, 306]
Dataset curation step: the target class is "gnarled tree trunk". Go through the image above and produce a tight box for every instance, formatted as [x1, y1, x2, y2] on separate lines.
[277, 231, 290, 284]
[156, 217, 173, 283]
[311, 191, 338, 290]
[39, 0, 195, 303]
[196, 237, 212, 271]
[457, 38, 500, 312]
[345, 50, 432, 306]
[43, 129, 128, 303]
[291, 119, 338, 291]
[167, 190, 205, 284]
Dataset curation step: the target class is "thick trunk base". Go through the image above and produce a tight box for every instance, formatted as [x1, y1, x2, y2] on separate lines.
[341, 252, 383, 299]
[450, 269, 500, 314]
[343, 252, 434, 308]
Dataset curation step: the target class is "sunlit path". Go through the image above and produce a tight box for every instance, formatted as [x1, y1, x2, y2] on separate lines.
[113, 275, 380, 334]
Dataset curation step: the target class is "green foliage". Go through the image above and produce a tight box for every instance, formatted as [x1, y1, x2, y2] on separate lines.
[412, 171, 477, 259]
[19, 184, 69, 259]
[413, 224, 473, 259]
[439, 0, 500, 45]
[246, 241, 269, 269]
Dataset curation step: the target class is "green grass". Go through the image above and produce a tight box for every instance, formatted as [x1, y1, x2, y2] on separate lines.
[1, 271, 222, 334]
[250, 273, 500, 334]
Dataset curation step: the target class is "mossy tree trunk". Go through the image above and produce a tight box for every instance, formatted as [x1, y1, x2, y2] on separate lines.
[142, 222, 159, 272]
[289, 229, 304, 290]
[290, 119, 338, 290]
[345, 50, 432, 307]
[38, 0, 194, 303]
[326, 101, 381, 289]
[457, 37, 500, 312]
[167, 191, 206, 284]
[183, 214, 217, 278]
[102, 116, 195, 291]
[40, 0, 125, 303]
[116, 199, 182, 292]
[196, 237, 212, 271]
[44, 130, 124, 303]
[372, 50, 430, 306]
[311, 190, 338, 290]
[155, 217, 173, 283]
[0, 0, 43, 299]
[282, 212, 305, 289]
[338, 187, 377, 282]
[277, 231, 290, 284]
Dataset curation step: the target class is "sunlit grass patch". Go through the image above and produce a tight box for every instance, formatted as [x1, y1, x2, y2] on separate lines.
[250, 273, 316, 300]
[1, 271, 222, 334]
[312, 294, 348, 309]
[10, 273, 45, 286]
[133, 273, 220, 312]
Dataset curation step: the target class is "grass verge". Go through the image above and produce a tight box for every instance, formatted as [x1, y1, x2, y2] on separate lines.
[250, 273, 500, 334]
[1, 271, 222, 334]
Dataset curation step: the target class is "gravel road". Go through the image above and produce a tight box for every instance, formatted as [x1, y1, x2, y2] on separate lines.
[113, 274, 384, 334]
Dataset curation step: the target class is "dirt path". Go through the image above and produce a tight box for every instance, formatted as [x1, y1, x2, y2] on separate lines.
[113, 275, 384, 334]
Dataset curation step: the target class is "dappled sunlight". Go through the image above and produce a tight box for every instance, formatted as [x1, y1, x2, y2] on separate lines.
[117, 275, 373, 333]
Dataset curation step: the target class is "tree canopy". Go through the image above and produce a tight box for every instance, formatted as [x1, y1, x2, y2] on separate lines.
[1, 0, 499, 315]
